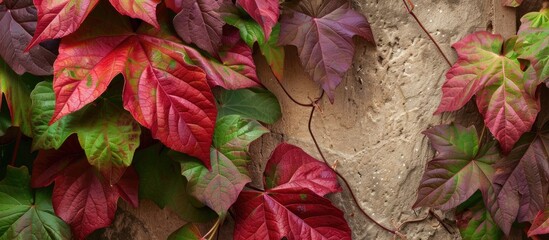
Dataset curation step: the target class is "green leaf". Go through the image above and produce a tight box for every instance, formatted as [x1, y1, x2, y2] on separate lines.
[216, 88, 282, 124]
[0, 166, 71, 240]
[456, 197, 503, 240]
[178, 115, 268, 215]
[74, 100, 141, 184]
[224, 12, 285, 79]
[0, 60, 34, 136]
[516, 8, 549, 87]
[168, 223, 203, 240]
[30, 81, 77, 151]
[134, 145, 216, 222]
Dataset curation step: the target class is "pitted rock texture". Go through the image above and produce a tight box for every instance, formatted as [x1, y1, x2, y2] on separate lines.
[90, 0, 519, 239]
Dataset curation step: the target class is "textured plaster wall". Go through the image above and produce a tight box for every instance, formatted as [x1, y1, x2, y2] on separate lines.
[91, 1, 518, 239]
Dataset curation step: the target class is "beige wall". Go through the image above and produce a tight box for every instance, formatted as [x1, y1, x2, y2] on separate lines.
[91, 1, 521, 239]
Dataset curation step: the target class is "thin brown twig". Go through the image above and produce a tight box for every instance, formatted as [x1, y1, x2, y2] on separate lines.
[402, 0, 452, 67]
[429, 209, 454, 234]
[274, 79, 314, 107]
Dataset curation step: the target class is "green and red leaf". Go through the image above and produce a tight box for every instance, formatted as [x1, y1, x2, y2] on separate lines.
[502, 0, 523, 7]
[435, 31, 540, 153]
[278, 0, 374, 102]
[413, 124, 500, 210]
[168, 223, 205, 240]
[0, 59, 34, 136]
[516, 7, 549, 88]
[236, 0, 279, 39]
[108, 0, 160, 28]
[529, 203, 549, 237]
[50, 3, 216, 167]
[456, 197, 503, 239]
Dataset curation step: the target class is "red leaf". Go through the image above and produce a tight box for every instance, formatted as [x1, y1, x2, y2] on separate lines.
[165, 0, 182, 12]
[435, 31, 540, 153]
[279, 0, 374, 102]
[234, 189, 351, 240]
[264, 143, 341, 196]
[173, 0, 224, 56]
[51, 4, 216, 167]
[529, 204, 549, 237]
[233, 143, 350, 240]
[27, 0, 100, 50]
[0, 0, 57, 75]
[236, 0, 279, 39]
[32, 143, 139, 240]
[108, 0, 160, 28]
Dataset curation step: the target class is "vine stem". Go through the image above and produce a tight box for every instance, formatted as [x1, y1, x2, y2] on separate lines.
[204, 218, 221, 240]
[10, 131, 22, 166]
[402, 0, 452, 67]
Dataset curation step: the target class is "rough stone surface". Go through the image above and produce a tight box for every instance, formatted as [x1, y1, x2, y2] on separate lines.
[90, 0, 521, 239]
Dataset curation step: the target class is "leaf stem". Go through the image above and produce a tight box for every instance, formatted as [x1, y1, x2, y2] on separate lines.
[274, 77, 315, 107]
[428, 209, 454, 234]
[402, 0, 452, 67]
[204, 218, 221, 240]
[10, 130, 22, 166]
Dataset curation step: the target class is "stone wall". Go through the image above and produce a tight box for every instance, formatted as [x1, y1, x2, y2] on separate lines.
[91, 0, 525, 239]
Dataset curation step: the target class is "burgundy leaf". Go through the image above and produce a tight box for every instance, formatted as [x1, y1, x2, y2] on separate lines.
[0, 0, 57, 75]
[279, 0, 374, 102]
[236, 0, 279, 39]
[529, 203, 549, 237]
[264, 143, 341, 196]
[173, 0, 224, 56]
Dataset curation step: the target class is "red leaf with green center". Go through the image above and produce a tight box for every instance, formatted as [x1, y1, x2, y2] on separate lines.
[435, 31, 540, 154]
[27, 0, 100, 50]
[32, 142, 139, 240]
[218, 27, 258, 84]
[27, 0, 161, 49]
[413, 124, 500, 210]
[108, 0, 160, 28]
[178, 115, 268, 215]
[486, 112, 549, 235]
[456, 197, 503, 240]
[233, 143, 350, 240]
[264, 143, 341, 196]
[0, 0, 57, 75]
[516, 8, 549, 88]
[50, 3, 216, 167]
[173, 0, 224, 56]
[278, 0, 373, 102]
[236, 0, 278, 39]
[529, 203, 549, 237]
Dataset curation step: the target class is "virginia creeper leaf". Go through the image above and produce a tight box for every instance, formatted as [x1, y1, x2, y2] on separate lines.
[30, 81, 76, 151]
[0, 166, 71, 240]
[487, 124, 549, 235]
[456, 198, 503, 240]
[215, 88, 282, 124]
[0, 59, 33, 136]
[218, 27, 259, 84]
[435, 31, 540, 154]
[134, 144, 217, 222]
[516, 8, 549, 88]
[51, 3, 217, 167]
[73, 99, 141, 184]
[278, 0, 374, 102]
[502, 0, 523, 7]
[413, 124, 500, 210]
[529, 202, 549, 237]
[168, 223, 204, 240]
[236, 0, 279, 39]
[166, 0, 182, 12]
[108, 0, 160, 28]
[233, 143, 349, 240]
[264, 143, 341, 196]
[173, 0, 224, 56]
[32, 143, 139, 240]
[223, 11, 285, 80]
[178, 115, 268, 215]
[0, 0, 57, 75]
[27, 0, 100, 50]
